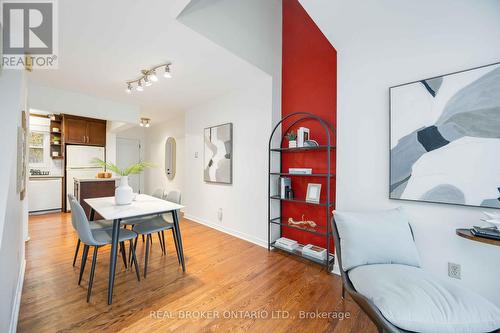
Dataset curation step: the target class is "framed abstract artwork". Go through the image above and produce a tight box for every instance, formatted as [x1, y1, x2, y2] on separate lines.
[390, 62, 500, 208]
[204, 123, 233, 184]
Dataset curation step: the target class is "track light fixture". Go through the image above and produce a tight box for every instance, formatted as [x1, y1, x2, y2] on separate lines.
[139, 117, 151, 128]
[125, 63, 172, 94]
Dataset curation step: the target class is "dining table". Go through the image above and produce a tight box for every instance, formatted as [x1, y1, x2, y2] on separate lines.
[85, 194, 185, 305]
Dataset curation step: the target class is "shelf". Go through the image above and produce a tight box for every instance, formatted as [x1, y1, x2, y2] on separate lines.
[51, 156, 64, 160]
[270, 145, 335, 152]
[50, 132, 62, 135]
[270, 172, 335, 177]
[50, 143, 62, 146]
[271, 241, 335, 266]
[270, 195, 334, 207]
[270, 217, 328, 236]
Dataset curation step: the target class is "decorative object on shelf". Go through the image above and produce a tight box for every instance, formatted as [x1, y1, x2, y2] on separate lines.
[297, 127, 310, 147]
[92, 158, 153, 205]
[286, 130, 297, 148]
[285, 188, 294, 199]
[165, 137, 176, 180]
[303, 139, 319, 147]
[302, 244, 327, 261]
[289, 168, 312, 175]
[52, 127, 60, 133]
[288, 215, 317, 231]
[52, 151, 59, 157]
[390, 62, 500, 208]
[280, 177, 292, 199]
[125, 62, 172, 93]
[204, 123, 233, 184]
[139, 117, 151, 128]
[274, 237, 298, 251]
[306, 183, 322, 203]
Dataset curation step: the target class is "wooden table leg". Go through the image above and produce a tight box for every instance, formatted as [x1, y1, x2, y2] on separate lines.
[172, 210, 185, 272]
[108, 218, 121, 305]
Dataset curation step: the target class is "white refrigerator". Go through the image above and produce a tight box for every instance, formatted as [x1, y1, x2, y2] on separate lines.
[66, 145, 105, 211]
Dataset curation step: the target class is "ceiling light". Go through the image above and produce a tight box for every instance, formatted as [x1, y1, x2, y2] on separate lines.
[150, 71, 158, 82]
[164, 65, 172, 78]
[125, 83, 132, 94]
[136, 80, 144, 92]
[124, 62, 172, 94]
[140, 117, 151, 128]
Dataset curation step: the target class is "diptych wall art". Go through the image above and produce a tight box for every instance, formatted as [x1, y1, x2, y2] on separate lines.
[390, 62, 500, 208]
[204, 123, 233, 184]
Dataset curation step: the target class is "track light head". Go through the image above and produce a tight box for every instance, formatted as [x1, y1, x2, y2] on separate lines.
[125, 83, 132, 94]
[150, 71, 158, 82]
[136, 80, 144, 91]
[164, 65, 172, 78]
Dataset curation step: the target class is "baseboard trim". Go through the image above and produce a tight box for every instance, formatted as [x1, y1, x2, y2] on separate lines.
[183, 214, 267, 249]
[9, 257, 26, 333]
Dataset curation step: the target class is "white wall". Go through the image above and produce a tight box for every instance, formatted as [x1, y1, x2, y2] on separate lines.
[0, 70, 28, 333]
[142, 115, 185, 196]
[300, 0, 500, 305]
[28, 84, 140, 123]
[115, 126, 147, 194]
[183, 78, 272, 246]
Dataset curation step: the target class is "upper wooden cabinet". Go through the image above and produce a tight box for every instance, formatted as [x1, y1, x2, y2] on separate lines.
[63, 115, 106, 146]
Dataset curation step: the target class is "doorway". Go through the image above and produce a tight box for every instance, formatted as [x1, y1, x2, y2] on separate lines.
[116, 138, 142, 193]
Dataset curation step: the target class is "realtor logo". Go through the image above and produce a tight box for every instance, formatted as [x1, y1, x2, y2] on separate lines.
[1, 0, 58, 69]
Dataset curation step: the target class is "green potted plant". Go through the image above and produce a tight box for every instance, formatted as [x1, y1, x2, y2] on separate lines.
[92, 158, 154, 205]
[286, 130, 297, 148]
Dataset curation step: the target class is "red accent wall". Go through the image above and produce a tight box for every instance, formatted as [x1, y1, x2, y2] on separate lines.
[281, 0, 337, 249]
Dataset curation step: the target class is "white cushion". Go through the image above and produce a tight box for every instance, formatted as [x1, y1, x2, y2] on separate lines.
[349, 264, 500, 333]
[334, 208, 420, 271]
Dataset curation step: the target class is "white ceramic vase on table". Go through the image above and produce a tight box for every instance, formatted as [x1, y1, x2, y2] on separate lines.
[115, 176, 133, 205]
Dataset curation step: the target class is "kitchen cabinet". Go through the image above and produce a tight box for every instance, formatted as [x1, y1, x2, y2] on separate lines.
[63, 115, 106, 146]
[28, 177, 63, 213]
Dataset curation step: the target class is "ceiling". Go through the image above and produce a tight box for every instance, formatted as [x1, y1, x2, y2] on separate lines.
[28, 0, 267, 122]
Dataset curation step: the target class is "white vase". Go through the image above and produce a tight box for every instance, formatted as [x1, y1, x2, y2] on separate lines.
[115, 176, 133, 205]
[288, 140, 297, 148]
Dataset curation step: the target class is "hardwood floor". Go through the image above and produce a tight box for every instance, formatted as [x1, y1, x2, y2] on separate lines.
[18, 213, 376, 333]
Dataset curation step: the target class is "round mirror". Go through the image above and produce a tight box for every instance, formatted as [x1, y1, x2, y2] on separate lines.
[165, 137, 176, 180]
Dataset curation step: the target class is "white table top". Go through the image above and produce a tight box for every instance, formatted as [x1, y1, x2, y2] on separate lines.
[85, 194, 184, 220]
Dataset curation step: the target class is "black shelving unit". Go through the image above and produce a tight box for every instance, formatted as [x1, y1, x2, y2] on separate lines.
[268, 112, 336, 271]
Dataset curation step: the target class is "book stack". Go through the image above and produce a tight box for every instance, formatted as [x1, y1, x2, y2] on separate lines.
[471, 226, 500, 241]
[274, 237, 298, 251]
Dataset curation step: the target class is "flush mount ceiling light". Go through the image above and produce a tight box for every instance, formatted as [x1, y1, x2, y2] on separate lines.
[125, 63, 172, 93]
[139, 117, 151, 128]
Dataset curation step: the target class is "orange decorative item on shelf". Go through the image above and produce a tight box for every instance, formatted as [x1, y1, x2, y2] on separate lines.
[288, 215, 317, 231]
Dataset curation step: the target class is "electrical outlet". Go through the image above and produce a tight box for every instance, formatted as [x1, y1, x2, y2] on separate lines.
[194, 152, 199, 158]
[448, 262, 461, 279]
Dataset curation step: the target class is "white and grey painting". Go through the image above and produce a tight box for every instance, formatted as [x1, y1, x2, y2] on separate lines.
[204, 123, 233, 184]
[390, 63, 500, 208]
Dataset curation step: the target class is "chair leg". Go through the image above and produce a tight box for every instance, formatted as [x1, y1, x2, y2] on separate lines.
[73, 239, 81, 267]
[87, 246, 98, 302]
[78, 245, 89, 285]
[119, 241, 128, 269]
[341, 283, 345, 299]
[142, 234, 145, 242]
[161, 230, 166, 255]
[171, 228, 181, 265]
[157, 232, 164, 255]
[144, 234, 151, 278]
[129, 239, 140, 282]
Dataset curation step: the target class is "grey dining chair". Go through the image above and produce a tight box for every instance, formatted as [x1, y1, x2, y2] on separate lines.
[68, 195, 141, 302]
[131, 190, 182, 277]
[122, 188, 166, 248]
[70, 194, 114, 267]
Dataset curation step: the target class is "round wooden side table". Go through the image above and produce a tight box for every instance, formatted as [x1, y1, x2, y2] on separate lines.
[456, 228, 500, 247]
